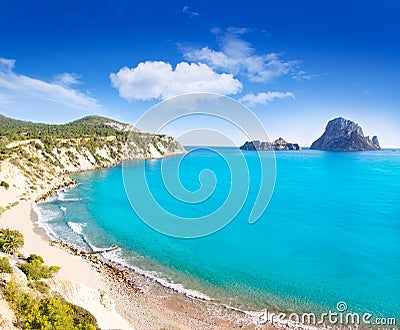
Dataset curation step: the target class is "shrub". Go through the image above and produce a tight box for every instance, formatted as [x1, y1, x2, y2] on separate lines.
[0, 206, 4, 217]
[28, 280, 49, 294]
[0, 181, 9, 189]
[33, 142, 42, 149]
[10, 201, 19, 207]
[0, 256, 12, 273]
[38, 297, 76, 329]
[27, 254, 44, 264]
[65, 150, 77, 163]
[5, 281, 99, 330]
[69, 303, 98, 329]
[0, 228, 24, 254]
[29, 156, 40, 163]
[18, 255, 60, 280]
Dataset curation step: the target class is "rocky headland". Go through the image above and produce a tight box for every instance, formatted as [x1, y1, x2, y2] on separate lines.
[0, 115, 186, 202]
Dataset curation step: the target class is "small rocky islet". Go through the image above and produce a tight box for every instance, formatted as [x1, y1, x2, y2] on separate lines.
[311, 117, 381, 151]
[240, 137, 301, 151]
[241, 117, 381, 152]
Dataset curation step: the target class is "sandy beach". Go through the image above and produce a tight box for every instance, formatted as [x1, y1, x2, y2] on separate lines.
[0, 196, 134, 329]
[0, 184, 266, 330]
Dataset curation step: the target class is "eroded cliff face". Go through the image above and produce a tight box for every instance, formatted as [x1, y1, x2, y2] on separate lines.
[310, 117, 381, 151]
[0, 134, 185, 199]
[47, 278, 132, 330]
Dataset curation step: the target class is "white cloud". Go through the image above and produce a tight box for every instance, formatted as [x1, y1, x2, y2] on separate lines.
[53, 72, 81, 87]
[183, 28, 303, 83]
[182, 6, 199, 17]
[292, 70, 313, 80]
[110, 61, 242, 101]
[0, 58, 99, 110]
[240, 91, 295, 107]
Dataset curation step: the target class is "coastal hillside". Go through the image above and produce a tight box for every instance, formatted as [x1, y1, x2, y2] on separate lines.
[0, 114, 185, 204]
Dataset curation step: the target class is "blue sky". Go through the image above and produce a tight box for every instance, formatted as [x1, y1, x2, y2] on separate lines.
[0, 0, 399, 147]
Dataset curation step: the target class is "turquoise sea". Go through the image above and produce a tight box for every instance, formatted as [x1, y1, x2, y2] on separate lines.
[36, 148, 400, 319]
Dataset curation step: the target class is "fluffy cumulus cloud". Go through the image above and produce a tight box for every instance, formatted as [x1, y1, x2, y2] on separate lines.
[183, 28, 304, 83]
[0, 58, 99, 110]
[240, 91, 295, 107]
[110, 61, 242, 101]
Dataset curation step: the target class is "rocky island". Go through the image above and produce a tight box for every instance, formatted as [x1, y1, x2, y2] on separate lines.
[240, 137, 302, 151]
[311, 117, 381, 151]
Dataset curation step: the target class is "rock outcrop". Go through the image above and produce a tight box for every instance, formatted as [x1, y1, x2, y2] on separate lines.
[240, 138, 302, 151]
[47, 278, 132, 329]
[310, 117, 381, 151]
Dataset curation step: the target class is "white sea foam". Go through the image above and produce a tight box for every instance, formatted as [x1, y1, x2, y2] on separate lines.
[99, 250, 320, 329]
[66, 222, 86, 236]
[32, 203, 60, 240]
[37, 194, 58, 204]
[57, 190, 82, 202]
[61, 197, 82, 202]
[99, 249, 213, 301]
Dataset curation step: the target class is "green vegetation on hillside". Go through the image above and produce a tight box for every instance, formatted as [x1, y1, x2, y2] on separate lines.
[0, 228, 99, 329]
[0, 114, 180, 164]
[0, 256, 12, 273]
[5, 281, 98, 330]
[0, 114, 183, 195]
[0, 114, 130, 142]
[0, 115, 133, 164]
[19, 254, 60, 280]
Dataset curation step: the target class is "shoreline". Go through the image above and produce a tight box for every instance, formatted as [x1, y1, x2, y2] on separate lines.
[31, 205, 53, 242]
[0, 163, 323, 330]
[0, 198, 134, 329]
[31, 184, 330, 330]
[31, 190, 263, 329]
[0, 170, 267, 329]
